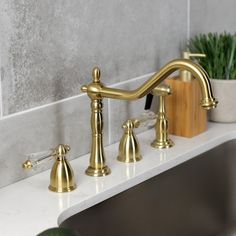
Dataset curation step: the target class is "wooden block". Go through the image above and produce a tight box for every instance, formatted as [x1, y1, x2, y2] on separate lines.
[165, 77, 207, 138]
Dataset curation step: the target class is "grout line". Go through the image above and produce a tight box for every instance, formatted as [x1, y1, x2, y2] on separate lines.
[0, 71, 155, 121]
[108, 99, 111, 145]
[1, 93, 86, 120]
[187, 0, 191, 40]
[0, 75, 3, 119]
[0, 44, 3, 118]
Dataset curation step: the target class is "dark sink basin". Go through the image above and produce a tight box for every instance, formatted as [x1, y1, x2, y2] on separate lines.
[60, 140, 236, 236]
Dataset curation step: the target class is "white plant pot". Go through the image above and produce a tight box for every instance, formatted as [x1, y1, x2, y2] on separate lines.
[209, 79, 236, 122]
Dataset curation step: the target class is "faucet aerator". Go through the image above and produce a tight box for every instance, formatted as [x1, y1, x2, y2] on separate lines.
[201, 98, 218, 110]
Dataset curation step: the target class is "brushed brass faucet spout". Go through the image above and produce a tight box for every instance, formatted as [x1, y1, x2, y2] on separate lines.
[81, 59, 218, 176]
[82, 59, 217, 109]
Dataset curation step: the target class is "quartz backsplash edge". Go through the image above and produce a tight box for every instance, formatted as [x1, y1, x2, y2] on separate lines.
[0, 73, 152, 188]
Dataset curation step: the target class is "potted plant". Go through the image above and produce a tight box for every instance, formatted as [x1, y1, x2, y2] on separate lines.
[188, 32, 236, 122]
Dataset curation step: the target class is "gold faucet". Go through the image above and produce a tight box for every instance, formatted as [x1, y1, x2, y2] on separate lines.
[81, 59, 218, 177]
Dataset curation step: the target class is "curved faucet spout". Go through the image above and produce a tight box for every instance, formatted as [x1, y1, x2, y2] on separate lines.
[82, 59, 218, 110]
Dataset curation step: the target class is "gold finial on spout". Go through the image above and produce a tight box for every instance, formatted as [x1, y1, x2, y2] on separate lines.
[92, 67, 101, 83]
[82, 59, 218, 176]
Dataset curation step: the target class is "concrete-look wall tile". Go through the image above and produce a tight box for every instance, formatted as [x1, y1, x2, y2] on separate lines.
[0, 94, 108, 188]
[1, 0, 187, 115]
[190, 0, 236, 36]
[0, 80, 2, 118]
[108, 73, 158, 145]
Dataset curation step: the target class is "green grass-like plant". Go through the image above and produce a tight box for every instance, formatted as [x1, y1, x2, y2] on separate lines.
[188, 32, 236, 80]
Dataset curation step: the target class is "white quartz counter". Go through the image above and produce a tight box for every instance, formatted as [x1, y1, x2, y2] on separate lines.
[0, 122, 236, 236]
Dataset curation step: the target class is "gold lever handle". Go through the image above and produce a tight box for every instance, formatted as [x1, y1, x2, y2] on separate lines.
[23, 149, 54, 169]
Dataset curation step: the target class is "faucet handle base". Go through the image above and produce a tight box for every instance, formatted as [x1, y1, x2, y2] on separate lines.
[49, 184, 76, 193]
[85, 165, 111, 177]
[151, 138, 174, 149]
[117, 119, 142, 163]
[49, 144, 77, 193]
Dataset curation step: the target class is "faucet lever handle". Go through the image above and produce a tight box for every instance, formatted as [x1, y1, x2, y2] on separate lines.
[22, 144, 70, 170]
[22, 149, 55, 169]
[22, 144, 70, 169]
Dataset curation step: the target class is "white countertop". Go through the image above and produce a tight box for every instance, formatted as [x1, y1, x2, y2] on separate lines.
[0, 122, 236, 236]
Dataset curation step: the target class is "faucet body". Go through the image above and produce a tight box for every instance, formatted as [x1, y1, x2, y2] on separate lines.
[81, 59, 218, 177]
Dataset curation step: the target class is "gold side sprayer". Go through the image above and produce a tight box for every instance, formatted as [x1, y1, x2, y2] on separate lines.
[151, 84, 174, 149]
[81, 59, 218, 176]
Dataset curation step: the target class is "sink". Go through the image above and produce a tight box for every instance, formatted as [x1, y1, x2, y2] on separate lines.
[60, 140, 236, 236]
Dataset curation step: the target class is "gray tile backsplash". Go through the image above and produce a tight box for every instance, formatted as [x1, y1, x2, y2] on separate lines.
[0, 95, 109, 187]
[190, 0, 236, 36]
[0, 0, 187, 115]
[1, 0, 233, 187]
[0, 72, 158, 188]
